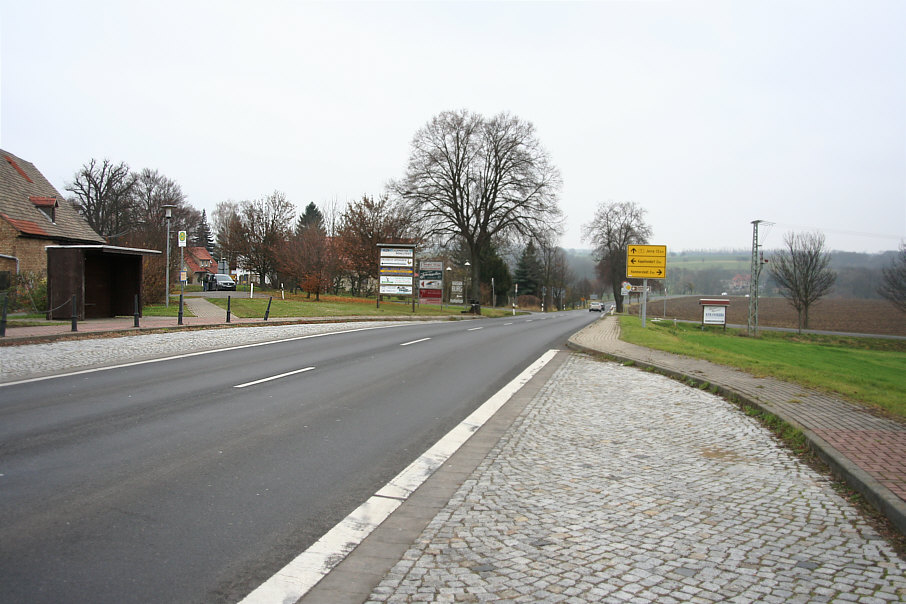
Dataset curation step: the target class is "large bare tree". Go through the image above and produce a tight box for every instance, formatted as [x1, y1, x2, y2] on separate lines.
[66, 158, 138, 245]
[877, 243, 906, 313]
[582, 201, 652, 312]
[769, 231, 837, 332]
[395, 110, 562, 302]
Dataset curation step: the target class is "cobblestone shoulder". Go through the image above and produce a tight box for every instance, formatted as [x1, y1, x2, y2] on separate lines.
[368, 355, 906, 602]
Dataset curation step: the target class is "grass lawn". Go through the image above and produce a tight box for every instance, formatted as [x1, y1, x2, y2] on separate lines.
[204, 293, 518, 319]
[618, 315, 906, 418]
[140, 300, 194, 317]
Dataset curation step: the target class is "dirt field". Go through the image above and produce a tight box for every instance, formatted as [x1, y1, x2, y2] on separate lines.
[629, 296, 906, 336]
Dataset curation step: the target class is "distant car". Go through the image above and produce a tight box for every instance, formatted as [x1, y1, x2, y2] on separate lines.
[589, 301, 603, 312]
[208, 274, 236, 291]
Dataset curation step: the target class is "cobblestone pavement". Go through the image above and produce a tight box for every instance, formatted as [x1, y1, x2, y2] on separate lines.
[0, 320, 423, 381]
[571, 317, 906, 524]
[368, 355, 906, 603]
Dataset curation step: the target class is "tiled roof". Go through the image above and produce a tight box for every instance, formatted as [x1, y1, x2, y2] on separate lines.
[1, 213, 49, 236]
[0, 149, 105, 244]
[185, 246, 216, 274]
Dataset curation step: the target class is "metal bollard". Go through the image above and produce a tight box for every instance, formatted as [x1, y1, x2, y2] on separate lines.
[264, 296, 272, 321]
[226, 296, 231, 323]
[70, 294, 78, 332]
[133, 294, 140, 327]
[178, 294, 184, 326]
[0, 293, 7, 337]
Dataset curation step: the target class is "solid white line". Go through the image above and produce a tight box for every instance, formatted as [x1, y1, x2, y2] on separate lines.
[467, 326, 483, 331]
[0, 324, 402, 388]
[400, 337, 431, 346]
[234, 367, 315, 389]
[238, 348, 560, 604]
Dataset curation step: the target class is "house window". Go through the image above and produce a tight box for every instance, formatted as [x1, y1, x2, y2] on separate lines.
[29, 196, 58, 223]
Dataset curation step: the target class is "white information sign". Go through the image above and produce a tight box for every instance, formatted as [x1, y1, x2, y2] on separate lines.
[380, 285, 413, 295]
[380, 257, 414, 267]
[380, 275, 413, 285]
[380, 248, 414, 258]
[702, 306, 727, 325]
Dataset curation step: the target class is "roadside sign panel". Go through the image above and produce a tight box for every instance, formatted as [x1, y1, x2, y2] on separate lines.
[379, 247, 414, 258]
[380, 257, 413, 267]
[380, 285, 413, 295]
[381, 275, 413, 285]
[703, 306, 727, 325]
[450, 281, 464, 304]
[627, 244, 667, 279]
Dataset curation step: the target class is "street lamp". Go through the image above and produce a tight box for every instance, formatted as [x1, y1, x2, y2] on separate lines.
[445, 265, 452, 304]
[464, 261, 471, 303]
[162, 205, 176, 307]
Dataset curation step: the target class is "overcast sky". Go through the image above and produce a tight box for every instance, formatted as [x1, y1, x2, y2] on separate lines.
[2, 1, 904, 253]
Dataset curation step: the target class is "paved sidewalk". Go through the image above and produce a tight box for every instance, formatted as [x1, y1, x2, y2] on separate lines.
[569, 316, 906, 536]
[0, 302, 450, 344]
[357, 346, 905, 602]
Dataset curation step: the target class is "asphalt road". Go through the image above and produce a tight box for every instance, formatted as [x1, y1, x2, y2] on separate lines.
[0, 311, 598, 604]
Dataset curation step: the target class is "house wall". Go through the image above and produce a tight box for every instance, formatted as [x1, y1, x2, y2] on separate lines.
[0, 221, 51, 274]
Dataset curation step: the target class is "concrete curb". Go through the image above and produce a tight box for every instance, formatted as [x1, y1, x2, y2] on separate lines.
[566, 335, 906, 537]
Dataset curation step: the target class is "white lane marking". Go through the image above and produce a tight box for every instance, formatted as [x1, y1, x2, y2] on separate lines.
[234, 367, 315, 389]
[504, 322, 513, 325]
[400, 337, 431, 346]
[0, 325, 402, 388]
[467, 326, 483, 331]
[238, 349, 560, 604]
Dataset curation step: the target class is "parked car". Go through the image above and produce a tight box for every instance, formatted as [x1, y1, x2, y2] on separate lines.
[208, 274, 236, 291]
[589, 301, 603, 312]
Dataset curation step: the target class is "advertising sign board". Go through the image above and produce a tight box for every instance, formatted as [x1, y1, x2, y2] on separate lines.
[380, 285, 413, 295]
[381, 275, 413, 285]
[450, 281, 464, 304]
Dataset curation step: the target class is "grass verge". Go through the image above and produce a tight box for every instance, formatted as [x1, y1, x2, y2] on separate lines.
[618, 315, 906, 418]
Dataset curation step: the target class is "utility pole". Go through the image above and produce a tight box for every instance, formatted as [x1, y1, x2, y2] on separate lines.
[747, 220, 771, 336]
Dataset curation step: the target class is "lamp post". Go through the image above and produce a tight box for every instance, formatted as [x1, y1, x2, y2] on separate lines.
[162, 205, 176, 307]
[445, 265, 452, 306]
[464, 261, 471, 304]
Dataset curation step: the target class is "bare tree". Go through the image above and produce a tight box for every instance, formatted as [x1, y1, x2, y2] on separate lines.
[65, 158, 137, 245]
[878, 243, 906, 313]
[582, 201, 652, 312]
[212, 201, 243, 271]
[769, 231, 837, 332]
[126, 168, 195, 303]
[337, 195, 412, 296]
[395, 110, 562, 302]
[236, 191, 295, 286]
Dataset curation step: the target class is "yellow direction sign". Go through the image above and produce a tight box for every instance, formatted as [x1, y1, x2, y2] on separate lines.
[626, 244, 667, 279]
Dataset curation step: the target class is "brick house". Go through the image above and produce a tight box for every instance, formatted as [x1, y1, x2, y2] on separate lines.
[0, 149, 105, 277]
[0, 149, 159, 319]
[183, 246, 217, 285]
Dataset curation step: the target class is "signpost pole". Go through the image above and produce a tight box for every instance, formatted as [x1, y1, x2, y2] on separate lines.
[641, 278, 648, 327]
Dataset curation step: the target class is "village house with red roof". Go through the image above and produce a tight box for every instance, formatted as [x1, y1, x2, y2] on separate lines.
[0, 149, 105, 277]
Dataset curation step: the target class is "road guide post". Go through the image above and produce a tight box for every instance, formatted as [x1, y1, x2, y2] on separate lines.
[626, 244, 667, 328]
